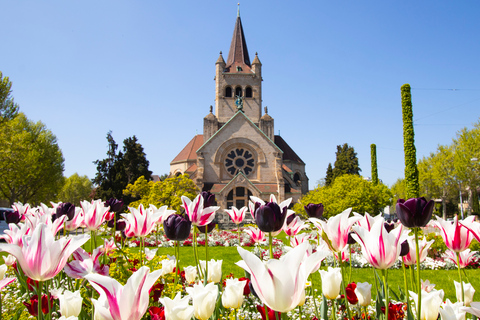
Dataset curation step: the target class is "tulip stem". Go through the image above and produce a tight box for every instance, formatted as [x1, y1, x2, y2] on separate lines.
[269, 232, 273, 259]
[456, 251, 465, 304]
[402, 260, 410, 313]
[414, 227, 421, 320]
[409, 266, 416, 292]
[339, 261, 352, 320]
[192, 226, 203, 280]
[172, 240, 179, 298]
[205, 229, 209, 284]
[382, 269, 389, 320]
[37, 281, 43, 320]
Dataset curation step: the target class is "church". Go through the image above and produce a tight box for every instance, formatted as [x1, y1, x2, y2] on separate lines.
[170, 10, 308, 209]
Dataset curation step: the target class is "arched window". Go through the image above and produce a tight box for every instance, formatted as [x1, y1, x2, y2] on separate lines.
[293, 173, 301, 184]
[226, 187, 252, 209]
[245, 87, 253, 98]
[175, 172, 182, 177]
[235, 86, 242, 98]
[225, 86, 232, 97]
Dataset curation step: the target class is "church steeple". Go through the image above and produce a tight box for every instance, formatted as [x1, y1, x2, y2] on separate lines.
[226, 7, 251, 70]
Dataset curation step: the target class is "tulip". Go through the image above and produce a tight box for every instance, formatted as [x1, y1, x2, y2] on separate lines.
[85, 266, 162, 320]
[64, 247, 109, 279]
[345, 282, 358, 305]
[0, 223, 89, 281]
[396, 197, 434, 228]
[184, 265, 197, 284]
[197, 221, 216, 233]
[353, 212, 383, 231]
[58, 290, 83, 318]
[2, 255, 15, 266]
[402, 236, 434, 266]
[351, 218, 406, 269]
[81, 199, 110, 231]
[159, 292, 194, 320]
[236, 241, 328, 312]
[200, 259, 222, 283]
[145, 248, 158, 261]
[319, 267, 342, 300]
[254, 202, 287, 233]
[461, 301, 480, 317]
[160, 257, 176, 276]
[24, 211, 67, 236]
[434, 216, 475, 252]
[105, 198, 124, 213]
[56, 202, 75, 221]
[409, 289, 444, 320]
[0, 222, 29, 246]
[421, 279, 436, 293]
[283, 215, 306, 237]
[200, 191, 216, 208]
[181, 194, 219, 227]
[163, 214, 191, 241]
[65, 207, 85, 231]
[0, 277, 15, 291]
[185, 282, 219, 320]
[310, 208, 361, 253]
[9, 202, 29, 223]
[355, 282, 372, 307]
[4, 209, 22, 224]
[225, 206, 248, 225]
[148, 306, 165, 320]
[290, 233, 311, 248]
[122, 204, 163, 238]
[445, 249, 477, 269]
[304, 203, 324, 219]
[257, 305, 281, 320]
[455, 281, 475, 306]
[245, 226, 265, 243]
[439, 298, 466, 320]
[222, 278, 247, 309]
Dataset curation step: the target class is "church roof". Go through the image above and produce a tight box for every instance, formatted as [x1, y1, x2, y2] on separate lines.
[274, 135, 305, 164]
[225, 13, 252, 73]
[171, 135, 204, 163]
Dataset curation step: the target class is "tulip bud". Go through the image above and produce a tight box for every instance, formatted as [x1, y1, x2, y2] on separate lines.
[184, 266, 197, 284]
[304, 203, 324, 219]
[455, 281, 475, 306]
[396, 197, 434, 228]
[355, 282, 372, 307]
[105, 198, 124, 213]
[255, 202, 287, 233]
[163, 214, 191, 241]
[200, 191, 216, 208]
[186, 282, 218, 320]
[222, 278, 247, 309]
[319, 267, 342, 300]
[56, 202, 75, 221]
[58, 290, 83, 318]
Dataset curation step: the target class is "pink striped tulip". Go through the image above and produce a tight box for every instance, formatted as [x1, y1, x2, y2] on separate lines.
[236, 241, 328, 312]
[445, 249, 477, 268]
[81, 200, 110, 231]
[65, 207, 85, 231]
[433, 216, 475, 252]
[225, 206, 248, 225]
[402, 236, 434, 266]
[181, 194, 219, 227]
[352, 218, 406, 269]
[122, 204, 163, 238]
[85, 266, 162, 320]
[0, 223, 89, 281]
[64, 247, 109, 279]
[283, 215, 306, 237]
[310, 208, 361, 253]
[245, 226, 265, 243]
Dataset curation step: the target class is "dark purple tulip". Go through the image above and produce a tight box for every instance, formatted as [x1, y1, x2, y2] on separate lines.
[105, 198, 124, 213]
[200, 191, 216, 208]
[5, 210, 22, 224]
[304, 203, 324, 219]
[56, 202, 75, 221]
[286, 213, 296, 225]
[347, 231, 357, 245]
[198, 221, 216, 233]
[108, 215, 126, 230]
[384, 221, 395, 233]
[400, 240, 410, 257]
[164, 214, 192, 241]
[255, 202, 287, 233]
[396, 197, 434, 228]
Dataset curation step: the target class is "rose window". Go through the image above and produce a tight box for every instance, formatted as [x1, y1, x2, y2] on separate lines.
[224, 148, 255, 176]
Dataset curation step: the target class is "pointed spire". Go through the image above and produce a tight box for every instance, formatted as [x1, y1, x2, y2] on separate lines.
[226, 7, 251, 69]
[237, 3, 240, 17]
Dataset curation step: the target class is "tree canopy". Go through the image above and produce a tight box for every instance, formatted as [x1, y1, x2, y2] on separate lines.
[57, 173, 93, 205]
[0, 71, 19, 125]
[0, 113, 64, 204]
[92, 132, 152, 204]
[123, 174, 197, 212]
[327, 143, 361, 185]
[294, 174, 392, 219]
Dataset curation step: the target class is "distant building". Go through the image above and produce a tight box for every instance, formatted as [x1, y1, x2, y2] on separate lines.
[170, 10, 308, 209]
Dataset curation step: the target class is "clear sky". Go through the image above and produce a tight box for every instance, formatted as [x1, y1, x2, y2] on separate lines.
[2, 1, 480, 190]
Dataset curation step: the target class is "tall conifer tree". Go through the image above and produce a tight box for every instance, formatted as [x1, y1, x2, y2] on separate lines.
[371, 144, 378, 185]
[401, 84, 419, 198]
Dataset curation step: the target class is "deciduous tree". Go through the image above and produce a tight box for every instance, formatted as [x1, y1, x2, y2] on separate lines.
[57, 173, 93, 205]
[0, 71, 19, 125]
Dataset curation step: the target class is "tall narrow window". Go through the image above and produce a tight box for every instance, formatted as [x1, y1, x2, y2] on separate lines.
[235, 87, 242, 97]
[245, 87, 252, 98]
[226, 187, 252, 209]
[225, 86, 232, 97]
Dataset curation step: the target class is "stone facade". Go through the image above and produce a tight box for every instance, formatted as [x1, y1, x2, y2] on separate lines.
[170, 12, 308, 210]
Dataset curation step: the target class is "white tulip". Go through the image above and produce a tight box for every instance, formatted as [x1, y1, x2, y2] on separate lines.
[319, 267, 342, 300]
[183, 266, 197, 284]
[161, 258, 176, 275]
[355, 282, 372, 307]
[455, 281, 475, 306]
[222, 278, 247, 309]
[410, 289, 444, 320]
[186, 282, 218, 320]
[159, 292, 194, 320]
[200, 259, 223, 283]
[0, 264, 7, 280]
[59, 290, 83, 318]
[439, 298, 466, 320]
[2, 255, 15, 266]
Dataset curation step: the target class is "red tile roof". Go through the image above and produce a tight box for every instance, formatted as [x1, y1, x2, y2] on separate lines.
[171, 135, 204, 163]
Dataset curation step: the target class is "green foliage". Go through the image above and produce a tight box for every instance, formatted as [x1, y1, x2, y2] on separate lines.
[325, 162, 334, 186]
[293, 174, 392, 218]
[371, 143, 378, 185]
[401, 83, 419, 198]
[124, 174, 197, 212]
[57, 173, 93, 205]
[0, 113, 64, 205]
[331, 143, 361, 182]
[93, 132, 152, 205]
[0, 71, 19, 125]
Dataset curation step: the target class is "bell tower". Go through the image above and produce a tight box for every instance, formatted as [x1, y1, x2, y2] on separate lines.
[214, 8, 262, 126]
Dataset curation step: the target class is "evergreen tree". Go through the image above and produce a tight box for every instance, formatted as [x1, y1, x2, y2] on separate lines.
[0, 71, 19, 124]
[331, 143, 361, 182]
[371, 144, 378, 185]
[401, 84, 419, 198]
[325, 163, 334, 186]
[92, 132, 152, 205]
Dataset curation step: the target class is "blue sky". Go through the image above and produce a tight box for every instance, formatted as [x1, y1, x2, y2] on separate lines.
[2, 1, 480, 190]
